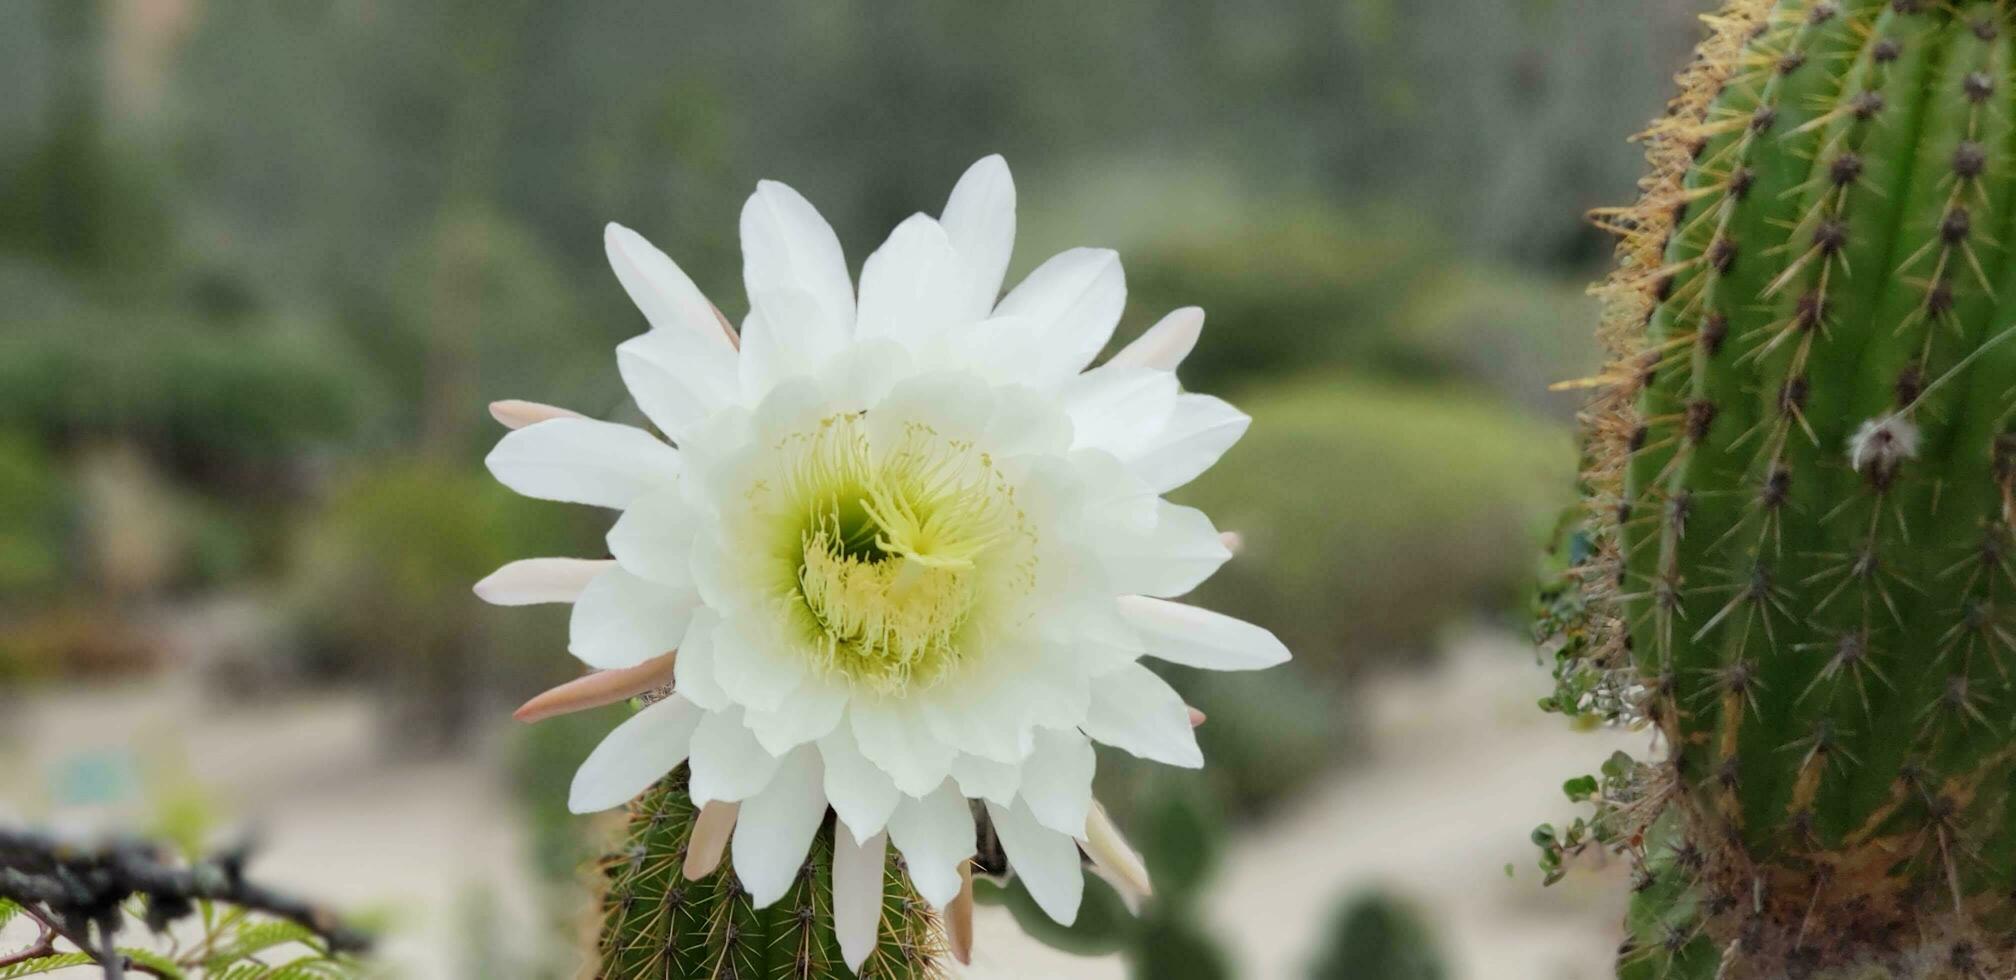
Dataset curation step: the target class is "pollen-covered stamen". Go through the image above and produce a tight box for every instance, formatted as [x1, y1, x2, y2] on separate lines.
[785, 414, 1031, 693]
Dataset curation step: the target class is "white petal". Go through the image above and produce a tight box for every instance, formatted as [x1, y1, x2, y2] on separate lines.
[820, 725, 902, 842]
[486, 418, 681, 509]
[1106, 306, 1204, 371]
[1064, 365, 1179, 457]
[985, 798, 1084, 926]
[745, 672, 848, 756]
[567, 695, 702, 813]
[673, 609, 729, 710]
[474, 558, 610, 606]
[1081, 663, 1203, 768]
[616, 326, 740, 444]
[1125, 394, 1250, 494]
[730, 745, 829, 907]
[855, 214, 972, 348]
[569, 566, 697, 670]
[833, 830, 888, 972]
[1082, 802, 1152, 908]
[738, 287, 839, 396]
[606, 491, 698, 591]
[1018, 728, 1095, 837]
[605, 223, 732, 345]
[1095, 500, 1230, 598]
[851, 700, 958, 797]
[940, 155, 1015, 319]
[710, 615, 808, 714]
[994, 248, 1125, 382]
[687, 707, 783, 806]
[885, 780, 975, 909]
[741, 180, 854, 347]
[949, 753, 1020, 806]
[1118, 596, 1292, 671]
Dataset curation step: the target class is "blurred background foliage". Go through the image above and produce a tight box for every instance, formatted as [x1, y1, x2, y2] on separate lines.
[0, 0, 1702, 974]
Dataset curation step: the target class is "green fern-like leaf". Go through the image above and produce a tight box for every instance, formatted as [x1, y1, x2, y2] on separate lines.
[202, 920, 320, 970]
[0, 953, 97, 978]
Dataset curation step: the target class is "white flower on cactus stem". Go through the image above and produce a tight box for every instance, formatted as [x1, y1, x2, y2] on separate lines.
[478, 155, 1288, 971]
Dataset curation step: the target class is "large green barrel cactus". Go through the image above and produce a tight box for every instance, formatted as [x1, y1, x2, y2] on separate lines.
[596, 767, 945, 979]
[1546, 2, 2016, 977]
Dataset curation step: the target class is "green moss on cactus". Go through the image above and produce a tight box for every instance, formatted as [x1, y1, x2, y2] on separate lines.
[1550, 2, 2016, 976]
[596, 766, 945, 980]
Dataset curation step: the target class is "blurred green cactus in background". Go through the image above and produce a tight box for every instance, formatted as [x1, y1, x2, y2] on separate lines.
[1543, 2, 2016, 977]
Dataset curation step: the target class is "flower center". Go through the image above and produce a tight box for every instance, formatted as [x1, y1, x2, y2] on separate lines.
[781, 413, 1029, 693]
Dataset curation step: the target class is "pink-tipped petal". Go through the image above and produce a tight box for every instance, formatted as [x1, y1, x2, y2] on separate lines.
[511, 650, 679, 724]
[1219, 531, 1243, 556]
[1189, 706, 1207, 728]
[711, 304, 741, 349]
[1107, 307, 1204, 371]
[683, 801, 740, 880]
[947, 862, 975, 964]
[488, 399, 584, 430]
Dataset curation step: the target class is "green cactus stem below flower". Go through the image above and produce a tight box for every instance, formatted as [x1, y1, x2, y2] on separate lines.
[1550, 1, 2016, 977]
[596, 767, 946, 980]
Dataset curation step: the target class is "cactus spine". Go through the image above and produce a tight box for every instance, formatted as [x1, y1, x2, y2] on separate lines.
[597, 767, 946, 979]
[1554, 2, 2016, 977]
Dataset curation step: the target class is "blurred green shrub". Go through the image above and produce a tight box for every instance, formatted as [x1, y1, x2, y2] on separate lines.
[1178, 377, 1572, 681]
[294, 458, 591, 749]
[1118, 211, 1596, 419]
[0, 429, 66, 596]
[1307, 889, 1450, 980]
[0, 312, 376, 475]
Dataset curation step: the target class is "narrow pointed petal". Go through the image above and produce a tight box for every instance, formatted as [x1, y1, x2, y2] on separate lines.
[731, 746, 828, 906]
[1096, 501, 1231, 599]
[513, 649, 678, 724]
[1220, 531, 1243, 555]
[569, 567, 697, 670]
[741, 180, 854, 348]
[682, 802, 739, 880]
[568, 695, 703, 813]
[1107, 306, 1204, 371]
[947, 863, 975, 965]
[687, 708, 783, 807]
[820, 726, 902, 842]
[940, 154, 1015, 318]
[606, 490, 700, 591]
[1118, 596, 1292, 671]
[1081, 801, 1152, 905]
[486, 418, 681, 509]
[856, 213, 971, 348]
[1124, 394, 1250, 493]
[833, 830, 887, 972]
[1081, 663, 1203, 768]
[1018, 728, 1095, 837]
[475, 558, 610, 606]
[985, 798, 1084, 925]
[489, 399, 584, 430]
[616, 326, 739, 444]
[994, 248, 1125, 381]
[885, 781, 976, 909]
[605, 222, 732, 345]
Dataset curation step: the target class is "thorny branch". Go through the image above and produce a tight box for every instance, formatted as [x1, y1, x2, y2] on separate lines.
[0, 825, 371, 979]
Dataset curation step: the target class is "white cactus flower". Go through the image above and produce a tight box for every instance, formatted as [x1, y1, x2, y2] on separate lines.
[479, 155, 1289, 971]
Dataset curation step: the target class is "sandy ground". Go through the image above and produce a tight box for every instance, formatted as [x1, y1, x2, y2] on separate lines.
[2, 635, 1638, 978]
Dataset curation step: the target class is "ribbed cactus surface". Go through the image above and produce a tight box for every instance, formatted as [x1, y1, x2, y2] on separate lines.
[1556, 2, 2016, 977]
[597, 767, 944, 979]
